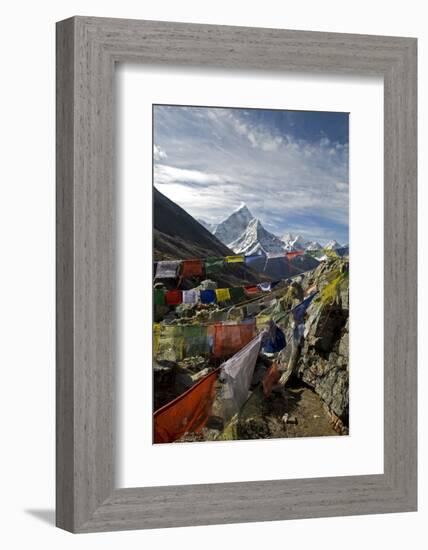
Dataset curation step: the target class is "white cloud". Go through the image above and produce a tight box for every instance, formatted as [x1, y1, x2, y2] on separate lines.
[153, 144, 167, 161]
[154, 164, 227, 187]
[153, 106, 349, 243]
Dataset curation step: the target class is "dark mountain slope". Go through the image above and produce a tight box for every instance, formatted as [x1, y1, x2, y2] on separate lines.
[153, 188, 269, 286]
[154, 187, 230, 259]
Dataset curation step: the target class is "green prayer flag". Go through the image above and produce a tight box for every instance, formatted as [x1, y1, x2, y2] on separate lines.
[183, 325, 210, 356]
[154, 288, 166, 305]
[229, 287, 246, 303]
[206, 257, 224, 273]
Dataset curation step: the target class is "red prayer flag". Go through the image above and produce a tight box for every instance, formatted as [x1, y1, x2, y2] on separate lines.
[181, 259, 204, 278]
[153, 368, 219, 443]
[262, 362, 281, 398]
[165, 289, 182, 305]
[244, 285, 260, 295]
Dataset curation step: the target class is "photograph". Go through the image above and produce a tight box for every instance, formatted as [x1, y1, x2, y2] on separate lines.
[152, 105, 350, 443]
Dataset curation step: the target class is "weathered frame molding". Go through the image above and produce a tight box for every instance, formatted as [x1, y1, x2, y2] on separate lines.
[56, 16, 417, 532]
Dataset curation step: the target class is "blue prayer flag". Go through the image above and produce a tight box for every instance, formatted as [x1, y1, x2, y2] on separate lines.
[200, 289, 216, 304]
[292, 292, 318, 324]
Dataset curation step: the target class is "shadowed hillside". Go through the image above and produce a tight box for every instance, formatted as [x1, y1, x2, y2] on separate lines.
[153, 188, 269, 286]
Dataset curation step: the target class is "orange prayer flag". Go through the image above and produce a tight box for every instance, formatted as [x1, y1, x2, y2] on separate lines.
[262, 362, 281, 398]
[153, 368, 219, 443]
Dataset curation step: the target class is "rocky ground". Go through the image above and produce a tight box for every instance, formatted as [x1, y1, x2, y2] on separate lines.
[154, 256, 349, 442]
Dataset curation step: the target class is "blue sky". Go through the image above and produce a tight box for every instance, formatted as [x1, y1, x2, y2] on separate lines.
[153, 105, 349, 245]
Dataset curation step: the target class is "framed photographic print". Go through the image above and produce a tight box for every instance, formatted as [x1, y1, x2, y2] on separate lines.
[56, 17, 417, 532]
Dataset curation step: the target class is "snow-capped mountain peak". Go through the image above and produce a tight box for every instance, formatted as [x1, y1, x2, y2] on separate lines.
[325, 239, 342, 250]
[233, 202, 252, 215]
[281, 233, 309, 251]
[305, 241, 322, 251]
[228, 217, 285, 256]
[213, 204, 255, 246]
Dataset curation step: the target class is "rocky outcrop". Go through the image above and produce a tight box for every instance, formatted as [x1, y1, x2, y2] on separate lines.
[295, 259, 349, 425]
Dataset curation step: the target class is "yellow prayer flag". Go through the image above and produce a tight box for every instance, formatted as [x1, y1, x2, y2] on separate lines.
[256, 314, 271, 331]
[225, 255, 244, 263]
[215, 288, 231, 302]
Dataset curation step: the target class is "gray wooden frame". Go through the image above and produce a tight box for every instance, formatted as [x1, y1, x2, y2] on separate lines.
[56, 16, 417, 533]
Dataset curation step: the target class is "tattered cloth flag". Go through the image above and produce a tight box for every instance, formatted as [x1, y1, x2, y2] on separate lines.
[219, 332, 264, 419]
[215, 288, 231, 303]
[154, 325, 184, 362]
[262, 362, 281, 398]
[182, 325, 210, 357]
[229, 286, 246, 303]
[155, 260, 181, 279]
[244, 285, 260, 295]
[153, 288, 166, 306]
[205, 257, 224, 273]
[212, 321, 256, 359]
[226, 255, 245, 263]
[165, 290, 182, 306]
[258, 282, 272, 292]
[181, 259, 204, 278]
[292, 291, 318, 324]
[262, 323, 286, 353]
[182, 289, 199, 304]
[200, 289, 216, 304]
[153, 368, 220, 443]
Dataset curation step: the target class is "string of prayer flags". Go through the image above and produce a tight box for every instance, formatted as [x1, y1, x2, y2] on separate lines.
[225, 255, 245, 264]
[181, 259, 204, 278]
[200, 289, 216, 304]
[153, 368, 220, 443]
[262, 362, 281, 398]
[219, 332, 264, 419]
[155, 249, 347, 283]
[205, 257, 224, 273]
[215, 288, 231, 303]
[165, 290, 182, 306]
[155, 260, 181, 279]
